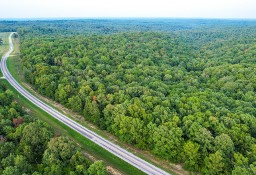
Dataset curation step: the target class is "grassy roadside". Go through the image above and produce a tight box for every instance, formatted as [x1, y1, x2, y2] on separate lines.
[1, 33, 145, 175]
[7, 34, 180, 175]
[0, 32, 10, 77]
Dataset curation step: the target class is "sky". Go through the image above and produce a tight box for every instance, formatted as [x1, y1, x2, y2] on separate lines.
[0, 0, 256, 19]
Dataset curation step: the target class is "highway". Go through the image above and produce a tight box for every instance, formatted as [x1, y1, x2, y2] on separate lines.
[1, 33, 171, 175]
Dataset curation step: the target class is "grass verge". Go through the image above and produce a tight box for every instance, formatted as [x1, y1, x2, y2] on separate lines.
[0, 32, 10, 77]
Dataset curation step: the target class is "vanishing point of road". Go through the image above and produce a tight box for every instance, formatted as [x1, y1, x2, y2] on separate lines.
[1, 33, 171, 175]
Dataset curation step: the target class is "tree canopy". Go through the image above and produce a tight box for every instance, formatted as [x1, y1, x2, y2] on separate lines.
[0, 81, 106, 175]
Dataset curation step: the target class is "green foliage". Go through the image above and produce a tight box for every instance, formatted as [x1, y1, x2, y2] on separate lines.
[182, 141, 200, 171]
[214, 134, 234, 157]
[0, 142, 15, 160]
[20, 120, 53, 162]
[203, 151, 225, 175]
[42, 136, 78, 167]
[152, 122, 184, 162]
[42, 136, 105, 174]
[87, 161, 106, 175]
[232, 153, 256, 175]
[0, 81, 106, 174]
[68, 95, 83, 112]
[2, 166, 20, 175]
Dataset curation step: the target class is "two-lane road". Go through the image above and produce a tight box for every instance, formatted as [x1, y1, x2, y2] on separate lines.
[1, 33, 170, 175]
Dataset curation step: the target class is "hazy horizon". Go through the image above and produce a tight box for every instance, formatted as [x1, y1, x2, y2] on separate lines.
[1, 17, 256, 20]
[1, 0, 256, 19]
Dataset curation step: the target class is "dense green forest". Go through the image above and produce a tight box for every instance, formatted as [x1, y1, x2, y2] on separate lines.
[1, 19, 256, 174]
[0, 81, 106, 175]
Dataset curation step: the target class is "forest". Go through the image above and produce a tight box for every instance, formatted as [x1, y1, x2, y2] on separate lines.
[1, 19, 256, 174]
[0, 81, 106, 174]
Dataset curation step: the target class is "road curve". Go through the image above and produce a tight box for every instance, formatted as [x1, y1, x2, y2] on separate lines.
[1, 33, 171, 175]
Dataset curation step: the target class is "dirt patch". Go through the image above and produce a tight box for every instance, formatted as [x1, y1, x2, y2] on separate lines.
[106, 166, 123, 175]
[24, 107, 31, 113]
[83, 152, 97, 162]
